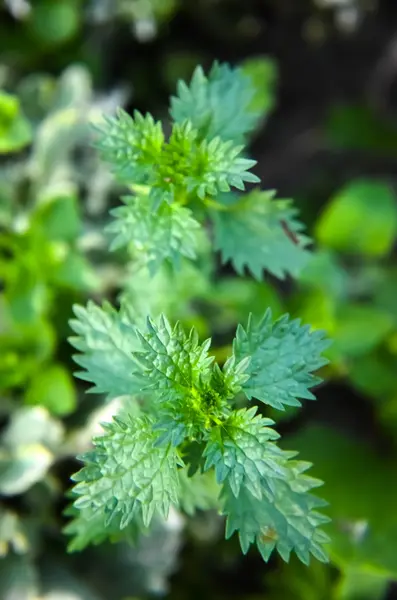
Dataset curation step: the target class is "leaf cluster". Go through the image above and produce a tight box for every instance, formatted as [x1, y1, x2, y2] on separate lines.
[96, 62, 310, 280]
[68, 307, 330, 564]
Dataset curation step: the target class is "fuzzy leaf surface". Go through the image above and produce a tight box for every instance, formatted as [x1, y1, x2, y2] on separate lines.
[204, 407, 285, 499]
[212, 190, 310, 280]
[95, 112, 259, 203]
[170, 62, 260, 143]
[94, 109, 164, 185]
[71, 414, 181, 530]
[69, 301, 141, 399]
[234, 310, 329, 411]
[134, 315, 214, 403]
[106, 195, 201, 274]
[222, 457, 330, 564]
[134, 316, 244, 442]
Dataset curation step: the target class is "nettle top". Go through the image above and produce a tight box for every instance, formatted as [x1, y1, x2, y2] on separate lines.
[65, 62, 331, 565]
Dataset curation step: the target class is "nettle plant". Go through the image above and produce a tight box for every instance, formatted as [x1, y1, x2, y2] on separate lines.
[65, 63, 331, 564]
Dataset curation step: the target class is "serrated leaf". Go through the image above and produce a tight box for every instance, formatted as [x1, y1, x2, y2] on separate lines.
[94, 109, 164, 185]
[71, 414, 181, 530]
[170, 62, 261, 143]
[203, 407, 284, 500]
[69, 301, 142, 399]
[64, 500, 145, 552]
[134, 315, 214, 404]
[153, 121, 259, 200]
[211, 190, 310, 280]
[233, 310, 329, 411]
[95, 110, 259, 205]
[134, 316, 244, 443]
[106, 195, 201, 274]
[222, 456, 329, 564]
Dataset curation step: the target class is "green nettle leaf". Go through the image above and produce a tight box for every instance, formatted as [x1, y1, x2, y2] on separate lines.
[222, 460, 330, 564]
[69, 301, 142, 399]
[94, 109, 164, 185]
[95, 111, 259, 203]
[170, 62, 261, 143]
[106, 195, 201, 274]
[211, 190, 311, 280]
[159, 121, 259, 199]
[234, 310, 329, 410]
[134, 315, 215, 404]
[71, 414, 182, 530]
[203, 407, 285, 499]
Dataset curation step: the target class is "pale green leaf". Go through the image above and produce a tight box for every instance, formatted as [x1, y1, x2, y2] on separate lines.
[170, 62, 261, 143]
[71, 414, 181, 530]
[212, 190, 310, 280]
[106, 195, 201, 274]
[69, 301, 142, 399]
[134, 315, 214, 404]
[94, 109, 164, 185]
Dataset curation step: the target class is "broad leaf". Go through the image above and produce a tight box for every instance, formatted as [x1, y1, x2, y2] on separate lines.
[69, 301, 142, 399]
[212, 190, 310, 280]
[233, 310, 329, 411]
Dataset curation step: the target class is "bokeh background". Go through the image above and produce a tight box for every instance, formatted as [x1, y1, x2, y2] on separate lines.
[2, 1, 397, 599]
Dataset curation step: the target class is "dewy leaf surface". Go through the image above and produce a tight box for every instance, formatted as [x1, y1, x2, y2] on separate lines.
[233, 310, 330, 411]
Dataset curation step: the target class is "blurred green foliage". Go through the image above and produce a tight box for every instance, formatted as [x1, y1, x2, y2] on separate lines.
[1, 0, 397, 599]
